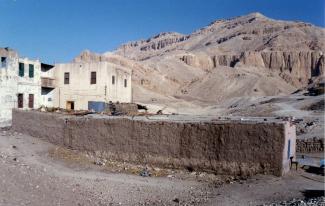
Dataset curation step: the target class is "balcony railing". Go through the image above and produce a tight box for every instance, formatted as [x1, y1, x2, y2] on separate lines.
[41, 77, 55, 88]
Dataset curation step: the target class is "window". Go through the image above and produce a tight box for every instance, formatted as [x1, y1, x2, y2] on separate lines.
[90, 71, 96, 84]
[124, 79, 127, 88]
[64, 72, 70, 84]
[28, 94, 34, 109]
[19, 63, 24, 77]
[1, 57, 7, 68]
[17, 93, 23, 108]
[29, 64, 34, 78]
[112, 75, 115, 85]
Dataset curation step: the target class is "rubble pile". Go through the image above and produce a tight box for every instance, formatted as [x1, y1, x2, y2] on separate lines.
[262, 196, 325, 206]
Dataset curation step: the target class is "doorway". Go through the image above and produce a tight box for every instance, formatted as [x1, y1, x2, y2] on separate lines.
[28, 94, 34, 109]
[66, 101, 75, 111]
[17, 93, 23, 108]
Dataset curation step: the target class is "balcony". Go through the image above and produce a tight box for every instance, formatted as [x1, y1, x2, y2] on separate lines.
[41, 77, 55, 88]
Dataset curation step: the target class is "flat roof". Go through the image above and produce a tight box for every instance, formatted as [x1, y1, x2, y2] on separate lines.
[16, 109, 293, 124]
[86, 114, 289, 124]
[38, 111, 289, 124]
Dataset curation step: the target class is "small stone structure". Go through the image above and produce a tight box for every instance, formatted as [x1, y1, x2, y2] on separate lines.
[12, 109, 296, 176]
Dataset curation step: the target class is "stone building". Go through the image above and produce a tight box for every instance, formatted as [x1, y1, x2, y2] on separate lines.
[53, 62, 132, 110]
[0, 47, 54, 125]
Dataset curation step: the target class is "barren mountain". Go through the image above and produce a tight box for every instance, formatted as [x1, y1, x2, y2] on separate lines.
[74, 12, 324, 108]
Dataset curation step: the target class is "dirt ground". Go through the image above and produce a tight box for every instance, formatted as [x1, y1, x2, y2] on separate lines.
[0, 128, 324, 206]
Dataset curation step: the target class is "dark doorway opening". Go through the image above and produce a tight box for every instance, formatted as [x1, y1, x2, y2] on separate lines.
[66, 101, 75, 111]
[18, 94, 23, 108]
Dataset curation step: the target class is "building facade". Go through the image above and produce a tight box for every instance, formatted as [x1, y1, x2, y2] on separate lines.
[0, 47, 54, 125]
[0, 47, 132, 125]
[17, 57, 42, 110]
[53, 62, 132, 110]
[0, 48, 19, 124]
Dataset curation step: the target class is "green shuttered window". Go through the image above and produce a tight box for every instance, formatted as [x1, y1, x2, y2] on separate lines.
[19, 63, 24, 77]
[29, 64, 34, 78]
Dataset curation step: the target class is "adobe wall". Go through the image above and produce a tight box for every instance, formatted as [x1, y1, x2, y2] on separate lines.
[12, 110, 296, 176]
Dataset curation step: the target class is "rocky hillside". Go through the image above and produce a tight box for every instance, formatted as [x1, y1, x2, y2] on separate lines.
[74, 12, 325, 105]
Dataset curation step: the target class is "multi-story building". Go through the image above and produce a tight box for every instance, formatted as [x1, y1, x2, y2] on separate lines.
[0, 47, 132, 125]
[53, 62, 132, 110]
[0, 47, 54, 125]
[16, 57, 42, 110]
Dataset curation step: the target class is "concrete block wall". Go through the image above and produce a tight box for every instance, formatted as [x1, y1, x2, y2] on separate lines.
[12, 110, 296, 176]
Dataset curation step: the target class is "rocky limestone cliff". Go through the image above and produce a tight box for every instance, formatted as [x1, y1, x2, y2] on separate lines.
[116, 32, 189, 60]
[241, 51, 324, 86]
[179, 53, 214, 70]
[114, 12, 324, 58]
[178, 50, 324, 87]
[112, 13, 325, 87]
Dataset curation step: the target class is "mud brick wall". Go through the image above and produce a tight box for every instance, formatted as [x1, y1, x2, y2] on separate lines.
[296, 138, 324, 153]
[12, 110, 66, 145]
[12, 109, 296, 176]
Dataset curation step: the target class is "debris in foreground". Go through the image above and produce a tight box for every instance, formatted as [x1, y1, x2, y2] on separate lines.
[261, 196, 325, 206]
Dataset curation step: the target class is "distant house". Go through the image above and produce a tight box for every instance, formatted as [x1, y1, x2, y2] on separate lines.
[53, 62, 132, 111]
[0, 47, 54, 125]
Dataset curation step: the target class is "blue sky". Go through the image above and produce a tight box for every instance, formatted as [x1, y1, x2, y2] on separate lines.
[0, 0, 324, 63]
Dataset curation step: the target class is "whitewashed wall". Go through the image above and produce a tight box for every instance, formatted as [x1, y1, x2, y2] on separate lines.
[17, 58, 41, 109]
[0, 55, 19, 124]
[0, 48, 42, 125]
[53, 62, 132, 110]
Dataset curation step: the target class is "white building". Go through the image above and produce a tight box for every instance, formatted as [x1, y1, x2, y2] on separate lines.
[53, 62, 132, 110]
[0, 48, 19, 125]
[17, 57, 41, 110]
[0, 47, 132, 125]
[0, 47, 54, 125]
